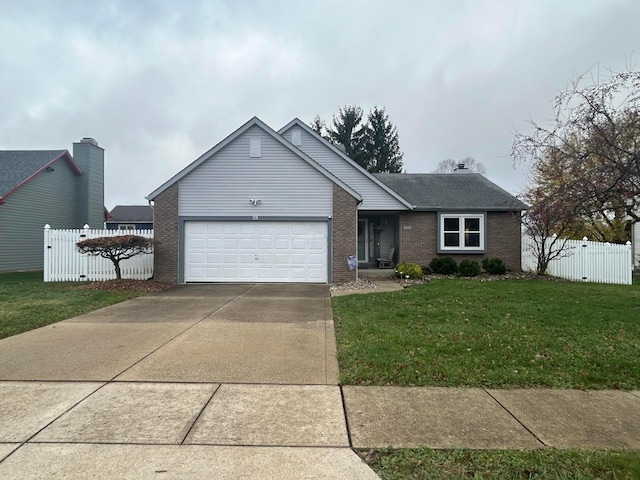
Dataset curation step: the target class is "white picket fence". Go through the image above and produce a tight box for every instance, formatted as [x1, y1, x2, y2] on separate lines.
[44, 225, 154, 282]
[521, 235, 633, 285]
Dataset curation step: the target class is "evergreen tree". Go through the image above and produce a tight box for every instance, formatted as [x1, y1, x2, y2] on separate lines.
[312, 105, 404, 173]
[328, 105, 368, 168]
[365, 107, 403, 173]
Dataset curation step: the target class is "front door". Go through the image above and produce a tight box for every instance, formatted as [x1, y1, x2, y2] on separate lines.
[357, 219, 368, 263]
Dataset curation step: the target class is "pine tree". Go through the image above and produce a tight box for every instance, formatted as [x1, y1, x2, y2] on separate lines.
[365, 107, 403, 173]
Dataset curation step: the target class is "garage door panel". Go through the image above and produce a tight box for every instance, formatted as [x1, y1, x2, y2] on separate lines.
[184, 221, 328, 283]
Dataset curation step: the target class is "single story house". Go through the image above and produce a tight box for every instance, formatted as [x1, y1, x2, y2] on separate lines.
[0, 138, 105, 272]
[106, 205, 154, 230]
[148, 117, 527, 284]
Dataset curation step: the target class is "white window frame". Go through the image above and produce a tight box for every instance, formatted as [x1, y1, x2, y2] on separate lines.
[438, 213, 486, 253]
[117, 224, 136, 231]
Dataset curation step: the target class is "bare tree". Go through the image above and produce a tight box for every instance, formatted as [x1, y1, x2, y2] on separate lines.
[513, 68, 640, 226]
[434, 157, 486, 174]
[520, 183, 578, 274]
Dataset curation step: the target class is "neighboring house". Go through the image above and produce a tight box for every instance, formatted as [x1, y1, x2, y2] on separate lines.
[0, 138, 105, 272]
[148, 117, 526, 285]
[106, 205, 153, 230]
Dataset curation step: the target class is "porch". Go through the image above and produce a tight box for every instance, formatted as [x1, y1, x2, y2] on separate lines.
[357, 213, 399, 269]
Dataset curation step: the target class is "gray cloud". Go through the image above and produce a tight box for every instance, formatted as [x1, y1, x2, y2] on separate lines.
[1, 0, 638, 208]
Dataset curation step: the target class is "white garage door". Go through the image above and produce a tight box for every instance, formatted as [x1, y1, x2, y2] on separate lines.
[185, 221, 328, 283]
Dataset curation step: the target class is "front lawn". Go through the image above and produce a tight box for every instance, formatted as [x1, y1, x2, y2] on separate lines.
[332, 279, 640, 389]
[365, 448, 640, 480]
[0, 272, 150, 339]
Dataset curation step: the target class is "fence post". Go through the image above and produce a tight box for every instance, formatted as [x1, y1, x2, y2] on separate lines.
[79, 224, 90, 281]
[581, 236, 588, 281]
[43, 225, 51, 282]
[626, 241, 633, 285]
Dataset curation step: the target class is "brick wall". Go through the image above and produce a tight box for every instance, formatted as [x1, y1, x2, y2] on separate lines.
[398, 212, 435, 267]
[332, 184, 358, 284]
[398, 211, 522, 271]
[152, 183, 179, 283]
[486, 211, 522, 271]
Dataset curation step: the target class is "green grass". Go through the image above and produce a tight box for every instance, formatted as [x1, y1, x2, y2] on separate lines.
[332, 279, 640, 389]
[365, 448, 640, 480]
[0, 272, 147, 339]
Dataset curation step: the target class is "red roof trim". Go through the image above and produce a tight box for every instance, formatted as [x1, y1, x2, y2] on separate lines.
[0, 151, 83, 204]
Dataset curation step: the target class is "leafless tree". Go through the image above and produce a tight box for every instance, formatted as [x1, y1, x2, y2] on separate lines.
[434, 157, 486, 174]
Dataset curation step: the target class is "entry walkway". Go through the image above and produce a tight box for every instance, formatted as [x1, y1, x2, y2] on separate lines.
[0, 284, 638, 479]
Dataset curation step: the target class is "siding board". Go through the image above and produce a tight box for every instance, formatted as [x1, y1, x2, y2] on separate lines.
[0, 161, 80, 271]
[281, 127, 408, 211]
[179, 126, 333, 217]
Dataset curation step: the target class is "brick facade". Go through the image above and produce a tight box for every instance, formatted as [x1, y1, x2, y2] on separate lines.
[332, 184, 358, 284]
[398, 211, 522, 271]
[152, 183, 179, 284]
[485, 211, 522, 270]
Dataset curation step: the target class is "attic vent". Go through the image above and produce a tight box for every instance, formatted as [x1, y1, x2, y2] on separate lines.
[80, 137, 98, 146]
[292, 128, 302, 146]
[249, 137, 262, 158]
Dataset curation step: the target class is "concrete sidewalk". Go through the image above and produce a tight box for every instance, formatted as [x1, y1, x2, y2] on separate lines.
[0, 284, 638, 479]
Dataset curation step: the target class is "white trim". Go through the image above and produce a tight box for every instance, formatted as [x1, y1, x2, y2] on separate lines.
[438, 213, 486, 253]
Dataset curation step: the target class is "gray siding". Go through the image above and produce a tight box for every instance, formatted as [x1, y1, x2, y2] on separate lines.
[179, 125, 333, 217]
[0, 160, 79, 271]
[73, 141, 105, 228]
[281, 127, 408, 211]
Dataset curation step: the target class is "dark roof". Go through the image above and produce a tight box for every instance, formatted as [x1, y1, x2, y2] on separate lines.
[374, 173, 527, 211]
[0, 150, 77, 199]
[107, 205, 154, 223]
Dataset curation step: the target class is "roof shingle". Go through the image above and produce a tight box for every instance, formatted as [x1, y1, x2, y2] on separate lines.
[0, 150, 69, 198]
[374, 173, 527, 211]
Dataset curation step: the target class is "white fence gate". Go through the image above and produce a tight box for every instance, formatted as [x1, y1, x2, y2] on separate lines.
[44, 225, 154, 282]
[521, 235, 633, 285]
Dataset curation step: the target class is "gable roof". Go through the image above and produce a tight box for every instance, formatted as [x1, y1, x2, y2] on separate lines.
[107, 205, 153, 223]
[0, 150, 82, 203]
[374, 173, 528, 211]
[278, 118, 414, 210]
[147, 116, 362, 202]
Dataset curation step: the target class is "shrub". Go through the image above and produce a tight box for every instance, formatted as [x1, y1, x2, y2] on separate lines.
[421, 265, 432, 276]
[458, 260, 480, 277]
[482, 257, 507, 275]
[429, 257, 458, 275]
[395, 262, 423, 280]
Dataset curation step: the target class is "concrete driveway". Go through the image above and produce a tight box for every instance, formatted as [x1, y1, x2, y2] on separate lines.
[0, 284, 379, 479]
[0, 284, 338, 384]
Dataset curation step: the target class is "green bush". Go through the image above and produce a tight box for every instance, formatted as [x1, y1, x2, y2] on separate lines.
[458, 260, 480, 277]
[429, 257, 458, 275]
[395, 262, 423, 280]
[482, 257, 507, 275]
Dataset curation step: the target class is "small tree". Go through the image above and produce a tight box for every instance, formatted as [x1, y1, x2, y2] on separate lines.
[520, 185, 577, 275]
[77, 235, 154, 280]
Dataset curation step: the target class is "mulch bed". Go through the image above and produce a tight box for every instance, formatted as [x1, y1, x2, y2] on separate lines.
[75, 279, 176, 292]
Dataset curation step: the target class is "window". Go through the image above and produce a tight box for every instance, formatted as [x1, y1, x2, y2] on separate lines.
[118, 224, 136, 231]
[438, 213, 485, 252]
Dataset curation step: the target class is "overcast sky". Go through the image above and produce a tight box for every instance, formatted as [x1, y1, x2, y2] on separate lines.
[1, 0, 638, 210]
